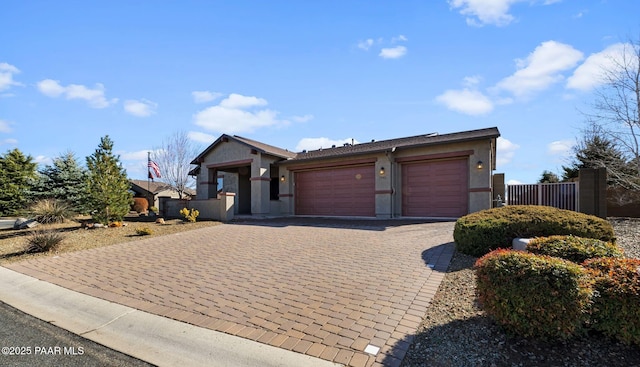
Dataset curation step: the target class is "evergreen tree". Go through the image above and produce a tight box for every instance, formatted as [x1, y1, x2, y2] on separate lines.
[538, 170, 560, 183]
[0, 148, 37, 216]
[561, 128, 634, 187]
[85, 136, 133, 224]
[29, 151, 89, 213]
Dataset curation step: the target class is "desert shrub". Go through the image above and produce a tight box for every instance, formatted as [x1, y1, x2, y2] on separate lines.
[179, 208, 199, 223]
[454, 205, 615, 257]
[527, 235, 624, 264]
[583, 257, 640, 346]
[132, 197, 149, 213]
[28, 199, 75, 224]
[135, 227, 153, 236]
[475, 249, 593, 339]
[25, 229, 65, 253]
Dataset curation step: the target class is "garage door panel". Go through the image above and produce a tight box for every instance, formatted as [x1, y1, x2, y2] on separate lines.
[402, 158, 468, 217]
[295, 165, 375, 216]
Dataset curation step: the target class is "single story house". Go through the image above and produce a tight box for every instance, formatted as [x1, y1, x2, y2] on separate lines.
[129, 179, 195, 209]
[189, 127, 500, 218]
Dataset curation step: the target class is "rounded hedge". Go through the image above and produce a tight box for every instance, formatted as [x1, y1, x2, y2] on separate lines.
[527, 235, 624, 264]
[454, 205, 615, 257]
[583, 257, 640, 346]
[475, 249, 593, 339]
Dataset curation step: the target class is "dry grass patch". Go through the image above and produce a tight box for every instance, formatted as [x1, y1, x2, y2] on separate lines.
[0, 215, 219, 264]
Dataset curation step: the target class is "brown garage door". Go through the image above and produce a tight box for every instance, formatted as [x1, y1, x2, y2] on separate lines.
[295, 165, 375, 216]
[402, 158, 468, 217]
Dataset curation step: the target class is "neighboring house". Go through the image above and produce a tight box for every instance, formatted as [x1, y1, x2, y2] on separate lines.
[129, 179, 195, 210]
[189, 127, 500, 218]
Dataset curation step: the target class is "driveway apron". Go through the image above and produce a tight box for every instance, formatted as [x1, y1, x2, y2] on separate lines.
[4, 220, 455, 367]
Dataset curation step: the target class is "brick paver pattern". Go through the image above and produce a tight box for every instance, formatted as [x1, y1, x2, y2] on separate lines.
[5, 219, 455, 367]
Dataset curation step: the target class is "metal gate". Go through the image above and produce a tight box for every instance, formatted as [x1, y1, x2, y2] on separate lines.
[507, 182, 579, 211]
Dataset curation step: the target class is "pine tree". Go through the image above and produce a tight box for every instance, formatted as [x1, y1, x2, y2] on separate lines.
[30, 151, 90, 213]
[85, 136, 133, 224]
[0, 149, 37, 216]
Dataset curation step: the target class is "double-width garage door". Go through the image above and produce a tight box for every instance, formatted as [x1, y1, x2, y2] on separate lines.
[402, 158, 468, 217]
[295, 165, 375, 217]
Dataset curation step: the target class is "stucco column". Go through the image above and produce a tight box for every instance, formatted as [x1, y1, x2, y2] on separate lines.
[375, 155, 394, 219]
[250, 154, 271, 215]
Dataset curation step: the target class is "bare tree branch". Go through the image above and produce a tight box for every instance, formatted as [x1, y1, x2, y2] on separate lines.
[152, 131, 201, 199]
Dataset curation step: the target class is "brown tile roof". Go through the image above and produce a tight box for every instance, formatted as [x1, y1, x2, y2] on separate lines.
[282, 126, 500, 163]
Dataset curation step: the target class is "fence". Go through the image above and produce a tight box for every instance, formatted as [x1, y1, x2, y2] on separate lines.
[507, 182, 579, 211]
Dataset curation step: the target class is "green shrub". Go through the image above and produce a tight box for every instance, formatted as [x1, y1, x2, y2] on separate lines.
[527, 235, 624, 264]
[25, 229, 65, 253]
[28, 199, 75, 224]
[135, 227, 153, 236]
[583, 257, 640, 346]
[454, 205, 615, 257]
[475, 249, 593, 339]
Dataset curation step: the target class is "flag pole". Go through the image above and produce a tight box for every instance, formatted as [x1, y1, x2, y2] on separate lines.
[147, 151, 151, 209]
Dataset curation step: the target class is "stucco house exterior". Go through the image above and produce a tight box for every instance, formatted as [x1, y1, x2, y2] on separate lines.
[189, 127, 500, 219]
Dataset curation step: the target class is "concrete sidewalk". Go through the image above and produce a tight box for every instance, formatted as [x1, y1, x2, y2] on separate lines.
[0, 266, 339, 367]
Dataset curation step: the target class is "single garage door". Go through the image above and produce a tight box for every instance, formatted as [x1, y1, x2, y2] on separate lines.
[295, 165, 375, 216]
[402, 158, 468, 217]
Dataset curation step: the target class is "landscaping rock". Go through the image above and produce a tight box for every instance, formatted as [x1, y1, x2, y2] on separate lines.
[13, 218, 39, 230]
[512, 237, 531, 251]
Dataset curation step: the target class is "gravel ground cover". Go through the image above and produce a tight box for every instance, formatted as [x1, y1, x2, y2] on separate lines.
[0, 215, 219, 265]
[402, 218, 640, 367]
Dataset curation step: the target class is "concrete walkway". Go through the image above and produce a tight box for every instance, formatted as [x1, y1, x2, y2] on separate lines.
[1, 219, 455, 367]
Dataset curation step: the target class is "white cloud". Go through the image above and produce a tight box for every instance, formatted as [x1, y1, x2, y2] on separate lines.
[192, 90, 222, 103]
[379, 46, 407, 59]
[188, 131, 216, 143]
[566, 43, 633, 91]
[118, 150, 153, 161]
[0, 63, 22, 92]
[436, 88, 494, 115]
[496, 137, 520, 166]
[194, 93, 290, 134]
[295, 137, 360, 152]
[0, 138, 17, 146]
[391, 35, 408, 43]
[496, 41, 583, 97]
[449, 0, 561, 27]
[547, 139, 573, 156]
[291, 114, 314, 123]
[37, 79, 117, 108]
[358, 39, 374, 51]
[219, 93, 268, 109]
[0, 119, 12, 133]
[34, 155, 53, 166]
[124, 99, 157, 117]
[507, 179, 524, 185]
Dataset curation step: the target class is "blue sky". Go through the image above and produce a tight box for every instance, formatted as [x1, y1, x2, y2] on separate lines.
[1, 0, 638, 184]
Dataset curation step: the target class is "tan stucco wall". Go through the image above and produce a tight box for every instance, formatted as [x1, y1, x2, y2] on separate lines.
[279, 138, 495, 218]
[196, 136, 496, 218]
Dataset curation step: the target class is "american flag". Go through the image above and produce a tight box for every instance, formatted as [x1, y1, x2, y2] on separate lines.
[148, 160, 161, 178]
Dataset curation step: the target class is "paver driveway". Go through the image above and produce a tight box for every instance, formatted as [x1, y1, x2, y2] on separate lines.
[5, 219, 455, 367]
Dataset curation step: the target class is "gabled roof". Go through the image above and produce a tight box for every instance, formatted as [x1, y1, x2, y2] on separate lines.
[191, 134, 297, 165]
[282, 127, 500, 163]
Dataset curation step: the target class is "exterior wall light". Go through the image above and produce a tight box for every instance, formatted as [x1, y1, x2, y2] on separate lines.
[476, 161, 484, 169]
[379, 167, 386, 177]
[280, 175, 286, 182]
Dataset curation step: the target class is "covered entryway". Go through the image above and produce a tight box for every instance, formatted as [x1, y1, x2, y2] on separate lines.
[401, 158, 468, 217]
[295, 165, 375, 216]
